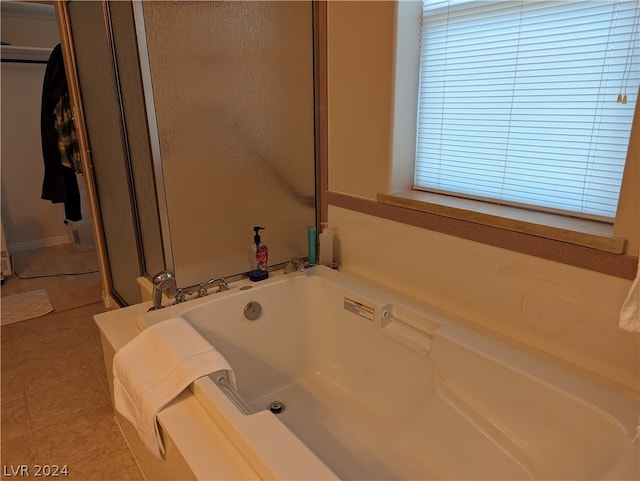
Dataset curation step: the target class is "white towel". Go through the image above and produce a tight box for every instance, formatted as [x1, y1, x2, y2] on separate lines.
[619, 258, 639, 332]
[112, 317, 236, 458]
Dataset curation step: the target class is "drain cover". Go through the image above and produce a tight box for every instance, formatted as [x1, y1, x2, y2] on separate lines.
[269, 400, 284, 414]
[243, 301, 262, 320]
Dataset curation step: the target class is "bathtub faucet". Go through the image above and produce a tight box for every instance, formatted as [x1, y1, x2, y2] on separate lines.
[284, 257, 305, 274]
[196, 277, 228, 297]
[149, 270, 177, 311]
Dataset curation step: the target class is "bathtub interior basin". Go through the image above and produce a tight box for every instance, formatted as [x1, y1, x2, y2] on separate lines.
[140, 267, 639, 481]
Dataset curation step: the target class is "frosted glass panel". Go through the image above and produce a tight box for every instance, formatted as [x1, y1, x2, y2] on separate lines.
[143, 1, 315, 286]
[109, 1, 164, 277]
[68, 1, 143, 305]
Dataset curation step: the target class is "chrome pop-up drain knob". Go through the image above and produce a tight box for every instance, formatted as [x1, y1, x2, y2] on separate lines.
[269, 400, 284, 414]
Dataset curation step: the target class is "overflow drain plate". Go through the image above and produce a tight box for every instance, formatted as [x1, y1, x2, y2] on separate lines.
[243, 301, 262, 320]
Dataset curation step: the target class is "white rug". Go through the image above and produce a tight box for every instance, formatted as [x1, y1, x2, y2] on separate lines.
[1, 289, 54, 326]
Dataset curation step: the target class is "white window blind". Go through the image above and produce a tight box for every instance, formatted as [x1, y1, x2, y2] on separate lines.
[415, 0, 640, 220]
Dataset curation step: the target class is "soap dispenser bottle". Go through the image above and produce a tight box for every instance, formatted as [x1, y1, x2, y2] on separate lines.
[249, 226, 269, 281]
[318, 222, 333, 267]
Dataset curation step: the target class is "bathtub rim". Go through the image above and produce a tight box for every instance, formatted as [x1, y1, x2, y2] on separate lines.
[141, 266, 639, 431]
[137, 266, 639, 480]
[94, 300, 261, 480]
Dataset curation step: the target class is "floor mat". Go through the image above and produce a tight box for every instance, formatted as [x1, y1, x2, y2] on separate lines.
[1, 289, 54, 326]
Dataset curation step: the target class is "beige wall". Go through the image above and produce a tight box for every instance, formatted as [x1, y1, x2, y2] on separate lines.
[615, 98, 640, 254]
[1, 2, 58, 47]
[0, 4, 69, 250]
[327, 1, 395, 199]
[326, 1, 639, 397]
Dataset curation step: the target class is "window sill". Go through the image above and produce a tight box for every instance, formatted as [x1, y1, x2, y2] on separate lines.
[378, 190, 627, 255]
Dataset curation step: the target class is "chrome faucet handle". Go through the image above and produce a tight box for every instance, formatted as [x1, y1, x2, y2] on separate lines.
[284, 257, 305, 274]
[197, 283, 208, 298]
[217, 277, 229, 292]
[174, 289, 186, 304]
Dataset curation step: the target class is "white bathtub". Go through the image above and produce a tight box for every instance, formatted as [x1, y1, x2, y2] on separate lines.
[140, 266, 639, 480]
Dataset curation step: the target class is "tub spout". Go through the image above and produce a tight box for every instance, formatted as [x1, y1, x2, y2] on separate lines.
[149, 270, 177, 311]
[284, 257, 305, 274]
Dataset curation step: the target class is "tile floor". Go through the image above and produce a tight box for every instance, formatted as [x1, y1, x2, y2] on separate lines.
[2, 245, 102, 312]
[1, 302, 143, 480]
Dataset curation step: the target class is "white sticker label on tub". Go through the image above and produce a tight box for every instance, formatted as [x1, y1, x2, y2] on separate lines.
[344, 297, 375, 322]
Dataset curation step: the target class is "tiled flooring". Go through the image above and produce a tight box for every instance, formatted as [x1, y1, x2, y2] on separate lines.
[1, 249, 143, 480]
[1, 245, 102, 312]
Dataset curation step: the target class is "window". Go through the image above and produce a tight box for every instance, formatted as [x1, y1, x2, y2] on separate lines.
[415, 0, 640, 221]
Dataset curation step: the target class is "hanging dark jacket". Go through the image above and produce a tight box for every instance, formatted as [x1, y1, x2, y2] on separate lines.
[41, 43, 81, 221]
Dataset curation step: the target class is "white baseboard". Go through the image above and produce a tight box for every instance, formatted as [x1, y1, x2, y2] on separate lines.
[8, 235, 70, 253]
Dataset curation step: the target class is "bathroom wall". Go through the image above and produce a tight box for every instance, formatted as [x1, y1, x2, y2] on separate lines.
[0, 2, 68, 251]
[326, 1, 639, 397]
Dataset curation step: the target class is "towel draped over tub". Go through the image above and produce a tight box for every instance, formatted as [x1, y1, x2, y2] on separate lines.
[112, 317, 236, 458]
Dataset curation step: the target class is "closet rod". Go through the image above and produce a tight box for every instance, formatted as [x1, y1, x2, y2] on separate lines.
[1, 58, 48, 64]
